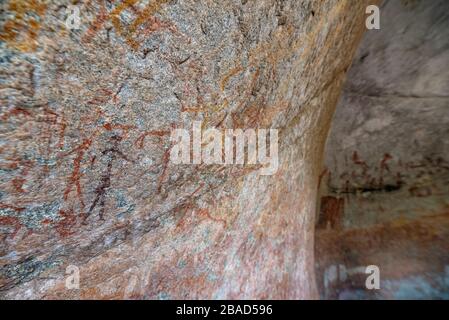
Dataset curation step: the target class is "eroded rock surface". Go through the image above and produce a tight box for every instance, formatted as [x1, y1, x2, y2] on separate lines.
[316, 0, 449, 299]
[1, 0, 371, 299]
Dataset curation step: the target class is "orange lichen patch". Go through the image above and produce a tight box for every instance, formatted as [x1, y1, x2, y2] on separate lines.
[127, 0, 169, 33]
[220, 65, 243, 91]
[139, 16, 177, 39]
[110, 0, 141, 48]
[125, 0, 170, 50]
[0, 0, 47, 52]
[180, 101, 228, 124]
[84, 0, 170, 51]
[180, 105, 204, 113]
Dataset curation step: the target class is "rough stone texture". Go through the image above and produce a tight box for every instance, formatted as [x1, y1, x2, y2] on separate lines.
[1, 0, 371, 299]
[316, 0, 449, 299]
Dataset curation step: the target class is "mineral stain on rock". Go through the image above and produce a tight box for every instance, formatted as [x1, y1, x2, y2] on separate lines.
[316, 0, 449, 299]
[0, 0, 447, 300]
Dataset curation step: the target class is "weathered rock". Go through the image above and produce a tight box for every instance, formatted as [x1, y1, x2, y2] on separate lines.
[316, 0, 449, 299]
[1, 0, 371, 299]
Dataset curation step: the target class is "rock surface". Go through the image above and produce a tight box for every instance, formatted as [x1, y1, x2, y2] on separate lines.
[316, 0, 449, 299]
[0, 0, 372, 299]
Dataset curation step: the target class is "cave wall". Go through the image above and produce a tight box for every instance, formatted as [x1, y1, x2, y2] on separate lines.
[316, 0, 449, 299]
[0, 0, 371, 299]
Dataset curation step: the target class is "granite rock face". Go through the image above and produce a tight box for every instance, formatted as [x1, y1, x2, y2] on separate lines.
[0, 0, 373, 299]
[316, 0, 449, 299]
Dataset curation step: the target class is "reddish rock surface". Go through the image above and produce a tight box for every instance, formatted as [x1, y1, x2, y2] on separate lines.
[1, 0, 372, 299]
[316, 0, 449, 299]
